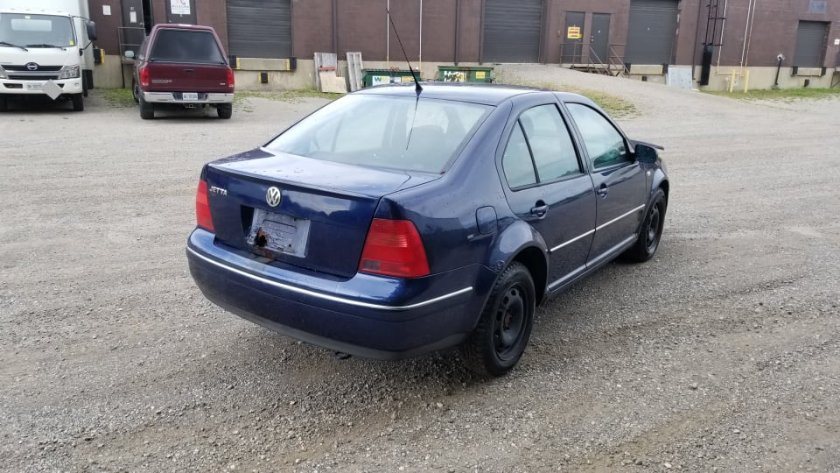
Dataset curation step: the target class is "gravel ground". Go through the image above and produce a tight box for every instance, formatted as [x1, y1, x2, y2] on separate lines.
[1, 69, 839, 472]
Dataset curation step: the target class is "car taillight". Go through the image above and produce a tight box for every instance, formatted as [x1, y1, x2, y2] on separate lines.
[139, 66, 150, 88]
[226, 67, 235, 88]
[359, 219, 430, 278]
[195, 180, 215, 232]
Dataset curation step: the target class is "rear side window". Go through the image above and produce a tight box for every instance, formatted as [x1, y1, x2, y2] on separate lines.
[266, 95, 491, 173]
[567, 103, 629, 168]
[150, 30, 225, 64]
[502, 124, 538, 188]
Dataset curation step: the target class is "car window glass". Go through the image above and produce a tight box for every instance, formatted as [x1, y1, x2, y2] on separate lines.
[567, 103, 629, 168]
[502, 123, 537, 189]
[266, 95, 491, 173]
[150, 30, 225, 64]
[519, 104, 582, 181]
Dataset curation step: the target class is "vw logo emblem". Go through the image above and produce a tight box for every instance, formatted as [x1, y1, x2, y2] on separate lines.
[266, 186, 282, 207]
[25, 62, 39, 71]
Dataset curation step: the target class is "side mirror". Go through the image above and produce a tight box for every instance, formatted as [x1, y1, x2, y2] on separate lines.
[86, 20, 98, 41]
[634, 143, 659, 164]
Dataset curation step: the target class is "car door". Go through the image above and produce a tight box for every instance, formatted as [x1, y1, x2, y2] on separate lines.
[565, 102, 647, 264]
[500, 98, 597, 288]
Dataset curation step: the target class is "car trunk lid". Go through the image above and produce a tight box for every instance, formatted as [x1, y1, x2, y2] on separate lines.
[202, 149, 437, 278]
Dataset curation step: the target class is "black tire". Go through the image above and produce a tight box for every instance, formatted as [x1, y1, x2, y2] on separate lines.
[71, 93, 84, 112]
[216, 103, 232, 119]
[460, 261, 536, 377]
[139, 94, 154, 119]
[132, 81, 140, 104]
[623, 188, 667, 263]
[0, 95, 7, 112]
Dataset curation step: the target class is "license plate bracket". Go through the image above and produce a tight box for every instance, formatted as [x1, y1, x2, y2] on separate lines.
[246, 209, 310, 258]
[182, 92, 199, 101]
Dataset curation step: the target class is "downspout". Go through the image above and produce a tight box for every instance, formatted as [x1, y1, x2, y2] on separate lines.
[332, 0, 338, 54]
[478, 0, 485, 64]
[386, 0, 390, 66]
[691, 0, 704, 80]
[454, 0, 460, 65]
[419, 0, 423, 75]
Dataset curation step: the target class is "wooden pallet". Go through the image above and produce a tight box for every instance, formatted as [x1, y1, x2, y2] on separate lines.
[346, 52, 364, 92]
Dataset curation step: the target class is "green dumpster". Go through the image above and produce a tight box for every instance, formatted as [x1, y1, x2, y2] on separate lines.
[437, 66, 494, 83]
[362, 69, 418, 88]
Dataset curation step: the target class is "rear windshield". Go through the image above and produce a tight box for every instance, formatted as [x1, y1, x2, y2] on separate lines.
[149, 29, 224, 64]
[265, 95, 492, 173]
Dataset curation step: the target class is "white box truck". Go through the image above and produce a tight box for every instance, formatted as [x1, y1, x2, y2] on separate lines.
[0, 0, 97, 111]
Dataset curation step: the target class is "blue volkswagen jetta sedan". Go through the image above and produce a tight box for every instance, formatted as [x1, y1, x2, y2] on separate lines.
[187, 84, 668, 376]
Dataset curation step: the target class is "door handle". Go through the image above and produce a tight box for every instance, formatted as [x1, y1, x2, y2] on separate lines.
[596, 184, 609, 198]
[184, 68, 194, 73]
[530, 203, 549, 217]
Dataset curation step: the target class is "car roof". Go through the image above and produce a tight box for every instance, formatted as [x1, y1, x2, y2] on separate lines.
[151, 23, 216, 33]
[357, 83, 593, 107]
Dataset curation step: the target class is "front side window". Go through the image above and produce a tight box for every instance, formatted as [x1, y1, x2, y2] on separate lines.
[150, 30, 225, 64]
[0, 13, 75, 48]
[567, 103, 629, 168]
[266, 95, 491, 173]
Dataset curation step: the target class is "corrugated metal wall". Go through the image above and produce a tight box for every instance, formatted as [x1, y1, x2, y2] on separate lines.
[227, 0, 291, 58]
[482, 0, 543, 63]
[794, 21, 829, 67]
[625, 0, 678, 64]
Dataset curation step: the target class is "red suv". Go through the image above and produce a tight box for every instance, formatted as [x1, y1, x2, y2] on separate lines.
[132, 24, 234, 119]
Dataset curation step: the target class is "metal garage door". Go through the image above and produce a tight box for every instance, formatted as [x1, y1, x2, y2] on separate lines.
[794, 21, 829, 67]
[625, 0, 678, 65]
[483, 0, 543, 63]
[227, 0, 291, 58]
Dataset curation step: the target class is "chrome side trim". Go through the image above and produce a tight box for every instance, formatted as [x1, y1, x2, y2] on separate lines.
[549, 229, 595, 253]
[547, 264, 587, 290]
[596, 204, 646, 231]
[187, 246, 472, 311]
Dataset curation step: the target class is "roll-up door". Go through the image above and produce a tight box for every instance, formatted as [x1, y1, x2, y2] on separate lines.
[625, 0, 678, 65]
[227, 0, 291, 59]
[483, 0, 543, 63]
[794, 21, 829, 68]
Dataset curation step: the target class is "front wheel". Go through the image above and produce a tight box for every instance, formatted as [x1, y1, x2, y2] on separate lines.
[460, 262, 536, 377]
[623, 188, 666, 263]
[71, 93, 84, 112]
[0, 95, 8, 112]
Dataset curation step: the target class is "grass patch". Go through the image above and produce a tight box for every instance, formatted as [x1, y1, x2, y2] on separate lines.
[100, 88, 135, 108]
[704, 87, 840, 102]
[500, 80, 638, 118]
[236, 89, 338, 104]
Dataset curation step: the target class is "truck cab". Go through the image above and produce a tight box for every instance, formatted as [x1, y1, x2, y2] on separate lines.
[0, 1, 96, 112]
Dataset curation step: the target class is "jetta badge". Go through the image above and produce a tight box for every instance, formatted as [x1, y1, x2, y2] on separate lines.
[25, 62, 39, 71]
[266, 186, 282, 207]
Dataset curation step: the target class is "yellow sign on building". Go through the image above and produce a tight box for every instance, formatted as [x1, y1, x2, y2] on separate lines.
[567, 26, 582, 40]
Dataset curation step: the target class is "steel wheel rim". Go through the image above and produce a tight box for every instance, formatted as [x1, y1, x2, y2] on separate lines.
[494, 284, 527, 360]
[646, 205, 661, 252]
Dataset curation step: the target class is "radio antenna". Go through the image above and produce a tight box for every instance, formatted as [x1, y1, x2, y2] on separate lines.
[386, 7, 422, 95]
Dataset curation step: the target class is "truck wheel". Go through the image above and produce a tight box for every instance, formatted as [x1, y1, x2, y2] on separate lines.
[71, 94, 84, 112]
[139, 95, 155, 120]
[216, 103, 232, 119]
[0, 96, 7, 112]
[132, 81, 140, 104]
[460, 261, 536, 377]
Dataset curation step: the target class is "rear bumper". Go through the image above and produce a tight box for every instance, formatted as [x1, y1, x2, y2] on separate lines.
[186, 229, 496, 359]
[143, 91, 233, 104]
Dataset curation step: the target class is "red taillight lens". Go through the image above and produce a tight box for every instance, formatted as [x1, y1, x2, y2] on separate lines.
[139, 66, 150, 88]
[226, 67, 235, 88]
[195, 180, 215, 232]
[359, 219, 430, 278]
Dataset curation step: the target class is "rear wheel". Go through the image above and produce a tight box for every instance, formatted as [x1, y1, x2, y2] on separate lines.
[460, 261, 535, 377]
[139, 94, 154, 120]
[0, 95, 7, 112]
[216, 103, 232, 119]
[71, 93, 84, 112]
[131, 80, 140, 104]
[623, 188, 666, 262]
